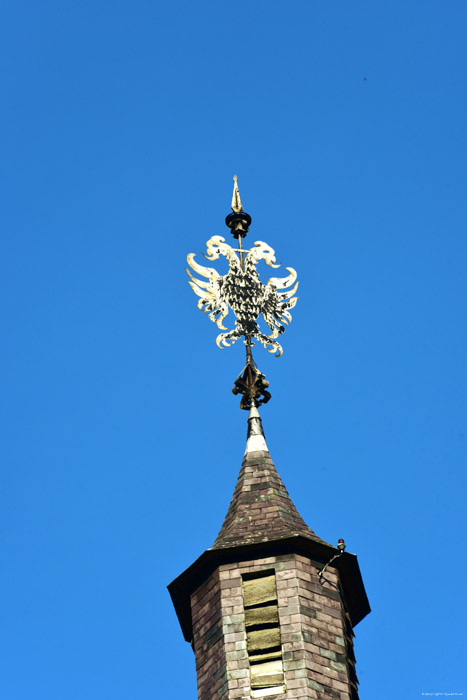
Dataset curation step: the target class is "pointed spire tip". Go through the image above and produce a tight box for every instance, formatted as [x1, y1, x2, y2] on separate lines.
[231, 174, 243, 214]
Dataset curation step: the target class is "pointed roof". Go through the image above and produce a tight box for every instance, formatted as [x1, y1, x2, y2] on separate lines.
[212, 406, 329, 550]
[168, 408, 370, 642]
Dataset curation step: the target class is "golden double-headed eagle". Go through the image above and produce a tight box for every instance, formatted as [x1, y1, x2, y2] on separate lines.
[186, 235, 298, 357]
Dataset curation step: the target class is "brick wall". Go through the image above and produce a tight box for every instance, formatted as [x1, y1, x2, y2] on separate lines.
[190, 554, 358, 700]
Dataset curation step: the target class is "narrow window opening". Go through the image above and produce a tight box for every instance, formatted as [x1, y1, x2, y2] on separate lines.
[242, 571, 285, 697]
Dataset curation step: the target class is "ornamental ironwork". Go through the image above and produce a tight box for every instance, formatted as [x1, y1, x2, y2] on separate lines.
[186, 176, 299, 409]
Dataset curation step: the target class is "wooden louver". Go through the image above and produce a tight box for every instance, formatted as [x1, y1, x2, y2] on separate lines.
[242, 573, 284, 693]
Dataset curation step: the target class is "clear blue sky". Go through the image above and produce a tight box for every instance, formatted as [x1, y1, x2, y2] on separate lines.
[2, 2, 466, 698]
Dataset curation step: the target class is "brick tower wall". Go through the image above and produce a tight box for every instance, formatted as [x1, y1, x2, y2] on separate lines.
[190, 553, 358, 700]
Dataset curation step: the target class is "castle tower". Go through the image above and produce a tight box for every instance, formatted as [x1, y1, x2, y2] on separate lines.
[169, 180, 370, 700]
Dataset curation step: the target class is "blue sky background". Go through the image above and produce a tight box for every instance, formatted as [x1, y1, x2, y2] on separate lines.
[2, 2, 466, 698]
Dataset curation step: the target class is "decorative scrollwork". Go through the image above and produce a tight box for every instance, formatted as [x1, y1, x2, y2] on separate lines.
[186, 235, 299, 357]
[232, 348, 271, 411]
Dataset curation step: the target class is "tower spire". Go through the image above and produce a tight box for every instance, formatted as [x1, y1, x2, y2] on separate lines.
[170, 179, 370, 700]
[169, 394, 370, 700]
[213, 403, 328, 550]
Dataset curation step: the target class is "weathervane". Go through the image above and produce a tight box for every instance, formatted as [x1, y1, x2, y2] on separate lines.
[186, 176, 299, 409]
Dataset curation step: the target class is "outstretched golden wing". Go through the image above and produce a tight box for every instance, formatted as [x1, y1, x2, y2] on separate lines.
[261, 267, 299, 338]
[186, 254, 229, 330]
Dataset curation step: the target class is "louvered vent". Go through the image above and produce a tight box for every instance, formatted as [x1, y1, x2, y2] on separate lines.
[242, 572, 285, 698]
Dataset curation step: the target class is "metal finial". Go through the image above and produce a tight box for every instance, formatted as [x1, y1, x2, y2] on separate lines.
[186, 179, 299, 408]
[231, 175, 243, 213]
[232, 345, 271, 411]
[225, 175, 251, 239]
